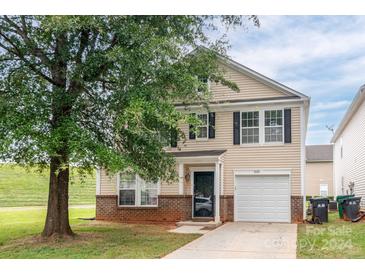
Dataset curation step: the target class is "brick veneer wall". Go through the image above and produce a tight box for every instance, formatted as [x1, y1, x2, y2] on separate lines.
[291, 195, 304, 223]
[96, 194, 304, 224]
[220, 195, 234, 222]
[96, 195, 192, 223]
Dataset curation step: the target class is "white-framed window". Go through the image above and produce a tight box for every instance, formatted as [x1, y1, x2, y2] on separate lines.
[264, 110, 283, 143]
[197, 77, 210, 94]
[241, 111, 259, 144]
[118, 173, 159, 207]
[320, 184, 329, 197]
[239, 108, 284, 146]
[196, 113, 209, 140]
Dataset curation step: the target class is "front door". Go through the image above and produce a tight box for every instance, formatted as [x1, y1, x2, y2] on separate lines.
[193, 171, 214, 218]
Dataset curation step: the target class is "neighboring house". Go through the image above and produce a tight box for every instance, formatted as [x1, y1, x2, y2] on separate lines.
[96, 54, 310, 224]
[305, 145, 333, 197]
[332, 85, 365, 208]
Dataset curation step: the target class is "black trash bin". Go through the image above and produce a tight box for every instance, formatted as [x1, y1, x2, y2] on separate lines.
[329, 201, 338, 211]
[341, 197, 362, 220]
[310, 197, 329, 223]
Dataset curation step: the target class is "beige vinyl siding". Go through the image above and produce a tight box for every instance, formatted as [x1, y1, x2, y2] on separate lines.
[98, 61, 303, 197]
[169, 107, 302, 196]
[160, 163, 216, 195]
[99, 107, 302, 196]
[159, 164, 179, 195]
[160, 181, 179, 195]
[99, 169, 117, 195]
[334, 99, 365, 207]
[305, 162, 334, 196]
[99, 167, 179, 196]
[210, 63, 288, 102]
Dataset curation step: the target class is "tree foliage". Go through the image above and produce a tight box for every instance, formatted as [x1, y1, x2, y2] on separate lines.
[0, 16, 259, 183]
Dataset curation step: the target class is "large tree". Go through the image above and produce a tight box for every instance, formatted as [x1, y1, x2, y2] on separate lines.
[0, 16, 259, 237]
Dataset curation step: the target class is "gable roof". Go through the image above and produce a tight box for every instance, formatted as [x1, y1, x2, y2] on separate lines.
[331, 84, 365, 143]
[306, 144, 333, 162]
[189, 47, 310, 102]
[217, 54, 310, 100]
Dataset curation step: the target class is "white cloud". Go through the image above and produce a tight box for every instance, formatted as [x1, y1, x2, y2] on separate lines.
[213, 16, 365, 143]
[308, 122, 320, 128]
[227, 16, 365, 81]
[312, 100, 351, 111]
[219, 16, 365, 144]
[306, 129, 334, 145]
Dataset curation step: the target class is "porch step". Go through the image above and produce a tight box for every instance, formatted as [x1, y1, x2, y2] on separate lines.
[192, 217, 214, 221]
[176, 220, 222, 228]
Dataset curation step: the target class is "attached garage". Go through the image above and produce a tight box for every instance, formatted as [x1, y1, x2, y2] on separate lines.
[234, 174, 290, 223]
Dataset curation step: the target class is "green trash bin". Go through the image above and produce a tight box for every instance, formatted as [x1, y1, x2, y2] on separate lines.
[336, 195, 355, 218]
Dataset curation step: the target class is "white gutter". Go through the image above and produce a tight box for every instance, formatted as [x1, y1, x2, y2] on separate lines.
[176, 97, 309, 111]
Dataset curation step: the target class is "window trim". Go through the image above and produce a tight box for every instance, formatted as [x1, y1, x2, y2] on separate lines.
[240, 108, 285, 147]
[195, 112, 209, 141]
[319, 183, 329, 197]
[264, 109, 284, 144]
[240, 111, 260, 145]
[196, 77, 210, 94]
[117, 173, 160, 208]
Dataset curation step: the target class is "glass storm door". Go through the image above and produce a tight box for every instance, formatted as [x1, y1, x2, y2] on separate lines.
[193, 171, 214, 218]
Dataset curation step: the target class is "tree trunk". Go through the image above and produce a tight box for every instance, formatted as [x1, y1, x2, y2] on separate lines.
[42, 31, 74, 238]
[42, 156, 74, 237]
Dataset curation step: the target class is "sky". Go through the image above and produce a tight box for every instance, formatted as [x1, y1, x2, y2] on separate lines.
[223, 16, 365, 144]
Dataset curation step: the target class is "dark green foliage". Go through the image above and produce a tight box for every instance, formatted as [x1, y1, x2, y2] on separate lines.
[0, 16, 259, 182]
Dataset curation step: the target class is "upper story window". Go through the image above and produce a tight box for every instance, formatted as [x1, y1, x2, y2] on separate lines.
[197, 77, 209, 94]
[118, 173, 158, 207]
[241, 111, 259, 144]
[264, 110, 283, 143]
[239, 109, 285, 145]
[196, 113, 209, 139]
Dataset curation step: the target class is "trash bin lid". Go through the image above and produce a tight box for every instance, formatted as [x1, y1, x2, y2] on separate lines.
[341, 197, 362, 204]
[310, 197, 330, 202]
[336, 194, 355, 202]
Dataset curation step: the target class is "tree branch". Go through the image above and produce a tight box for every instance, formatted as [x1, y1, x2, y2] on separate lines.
[0, 32, 62, 87]
[82, 34, 118, 82]
[3, 16, 52, 68]
[75, 29, 90, 65]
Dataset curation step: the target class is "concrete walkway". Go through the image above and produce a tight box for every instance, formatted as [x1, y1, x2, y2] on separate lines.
[164, 222, 297, 259]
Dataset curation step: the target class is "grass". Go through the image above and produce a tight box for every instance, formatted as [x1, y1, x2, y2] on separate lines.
[0, 164, 96, 207]
[297, 212, 365, 258]
[0, 207, 200, 259]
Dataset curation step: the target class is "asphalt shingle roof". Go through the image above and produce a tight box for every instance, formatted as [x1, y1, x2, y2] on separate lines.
[306, 145, 333, 162]
[170, 150, 226, 158]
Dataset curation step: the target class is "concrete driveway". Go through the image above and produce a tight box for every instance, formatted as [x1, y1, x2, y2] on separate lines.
[164, 222, 297, 259]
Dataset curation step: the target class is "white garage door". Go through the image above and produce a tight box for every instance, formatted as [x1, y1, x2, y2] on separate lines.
[235, 175, 290, 223]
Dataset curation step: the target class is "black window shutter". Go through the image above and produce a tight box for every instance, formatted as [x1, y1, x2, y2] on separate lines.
[170, 128, 178, 147]
[208, 112, 215, 139]
[189, 113, 196, 140]
[284, 109, 292, 143]
[233, 112, 240, 145]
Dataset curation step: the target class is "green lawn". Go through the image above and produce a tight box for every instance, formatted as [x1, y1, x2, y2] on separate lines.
[0, 164, 96, 207]
[0, 207, 199, 259]
[297, 212, 365, 258]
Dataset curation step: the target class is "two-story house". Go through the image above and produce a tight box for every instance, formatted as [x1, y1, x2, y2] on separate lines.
[95, 54, 310, 224]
